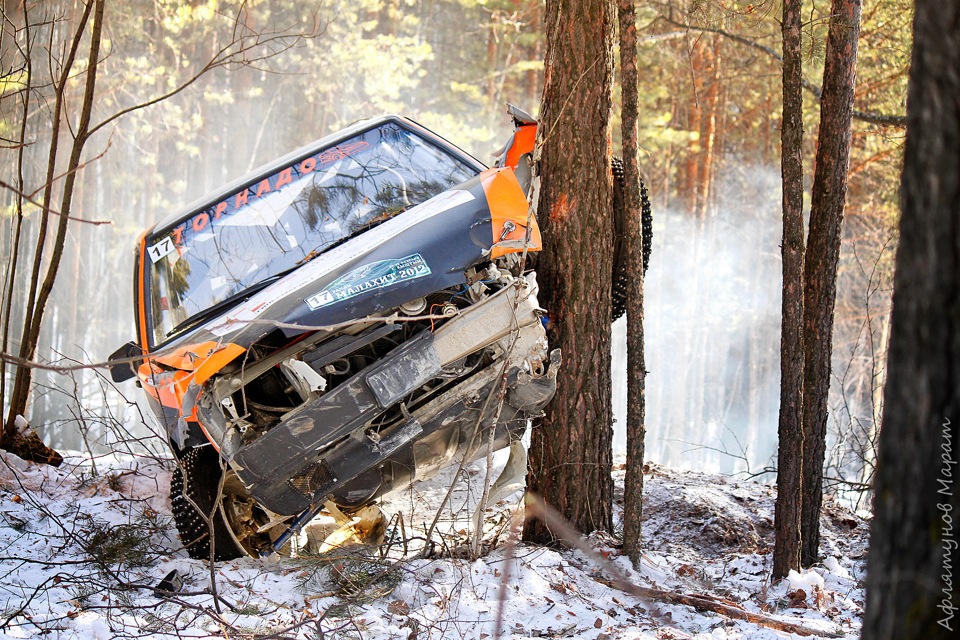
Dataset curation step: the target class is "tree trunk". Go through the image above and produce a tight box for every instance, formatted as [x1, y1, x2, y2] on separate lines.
[524, 0, 615, 542]
[617, 0, 646, 567]
[773, 0, 805, 580]
[486, 23, 498, 106]
[694, 37, 721, 220]
[1, 5, 35, 418]
[862, 2, 960, 637]
[799, 0, 861, 567]
[682, 37, 705, 217]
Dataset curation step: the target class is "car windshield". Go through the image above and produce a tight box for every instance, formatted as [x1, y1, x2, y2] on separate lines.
[144, 122, 477, 346]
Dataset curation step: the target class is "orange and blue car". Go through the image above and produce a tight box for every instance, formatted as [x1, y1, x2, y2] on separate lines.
[110, 113, 559, 558]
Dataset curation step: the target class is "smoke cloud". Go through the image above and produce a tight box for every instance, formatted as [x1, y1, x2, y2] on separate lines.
[613, 165, 784, 476]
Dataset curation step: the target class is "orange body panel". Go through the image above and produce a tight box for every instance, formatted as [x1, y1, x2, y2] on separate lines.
[138, 342, 245, 419]
[504, 124, 537, 170]
[138, 363, 194, 414]
[479, 168, 543, 259]
[150, 341, 245, 376]
[137, 234, 150, 350]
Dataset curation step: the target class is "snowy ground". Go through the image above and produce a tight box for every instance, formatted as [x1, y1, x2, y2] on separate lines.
[0, 448, 868, 639]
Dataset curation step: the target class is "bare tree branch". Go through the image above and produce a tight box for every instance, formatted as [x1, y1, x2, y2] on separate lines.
[0, 309, 478, 375]
[656, 13, 906, 127]
[86, 4, 327, 139]
[0, 141, 115, 227]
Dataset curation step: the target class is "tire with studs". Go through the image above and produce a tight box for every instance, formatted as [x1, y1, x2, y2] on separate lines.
[170, 446, 247, 560]
[611, 157, 653, 322]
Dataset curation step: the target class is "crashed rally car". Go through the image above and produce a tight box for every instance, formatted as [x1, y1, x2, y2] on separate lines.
[111, 110, 650, 560]
[109, 115, 563, 559]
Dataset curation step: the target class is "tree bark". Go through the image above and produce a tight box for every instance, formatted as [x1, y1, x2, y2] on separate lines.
[862, 2, 960, 638]
[799, 0, 861, 567]
[617, 0, 646, 567]
[773, 0, 805, 580]
[524, 0, 615, 542]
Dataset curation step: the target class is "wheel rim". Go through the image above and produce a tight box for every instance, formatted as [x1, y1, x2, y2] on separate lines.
[219, 470, 288, 557]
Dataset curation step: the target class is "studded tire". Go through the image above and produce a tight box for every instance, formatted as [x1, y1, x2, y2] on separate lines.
[170, 446, 248, 560]
[611, 157, 653, 322]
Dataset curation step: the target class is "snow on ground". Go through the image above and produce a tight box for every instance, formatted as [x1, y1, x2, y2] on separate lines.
[0, 449, 868, 639]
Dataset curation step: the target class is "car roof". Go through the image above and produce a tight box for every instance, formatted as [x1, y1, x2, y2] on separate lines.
[146, 114, 485, 238]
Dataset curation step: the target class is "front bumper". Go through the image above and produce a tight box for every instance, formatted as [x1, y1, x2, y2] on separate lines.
[197, 275, 557, 515]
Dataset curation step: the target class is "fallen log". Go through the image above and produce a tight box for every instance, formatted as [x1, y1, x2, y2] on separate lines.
[524, 494, 843, 639]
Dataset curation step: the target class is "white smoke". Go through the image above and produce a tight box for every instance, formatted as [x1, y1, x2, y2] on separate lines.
[613, 164, 784, 477]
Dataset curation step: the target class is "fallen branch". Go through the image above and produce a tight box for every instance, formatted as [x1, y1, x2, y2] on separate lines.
[525, 494, 844, 638]
[599, 575, 842, 638]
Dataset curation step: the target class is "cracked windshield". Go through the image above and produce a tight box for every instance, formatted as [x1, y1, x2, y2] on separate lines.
[146, 122, 476, 346]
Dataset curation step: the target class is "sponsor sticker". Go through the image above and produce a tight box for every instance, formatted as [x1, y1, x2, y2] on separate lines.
[147, 236, 177, 263]
[305, 254, 431, 310]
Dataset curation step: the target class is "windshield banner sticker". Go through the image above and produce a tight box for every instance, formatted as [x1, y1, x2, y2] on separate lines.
[305, 254, 431, 310]
[160, 140, 371, 251]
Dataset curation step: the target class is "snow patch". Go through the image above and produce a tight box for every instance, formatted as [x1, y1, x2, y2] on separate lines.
[0, 451, 867, 639]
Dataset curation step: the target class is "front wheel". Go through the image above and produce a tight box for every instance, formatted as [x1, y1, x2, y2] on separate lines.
[170, 446, 274, 560]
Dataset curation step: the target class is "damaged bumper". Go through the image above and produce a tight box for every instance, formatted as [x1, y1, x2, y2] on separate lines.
[197, 274, 558, 515]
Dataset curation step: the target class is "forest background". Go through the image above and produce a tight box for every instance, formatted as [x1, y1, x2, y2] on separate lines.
[0, 0, 911, 506]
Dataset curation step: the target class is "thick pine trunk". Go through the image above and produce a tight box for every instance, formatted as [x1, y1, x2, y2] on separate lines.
[862, 3, 960, 637]
[773, 0, 805, 580]
[799, 0, 861, 567]
[524, 0, 615, 541]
